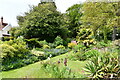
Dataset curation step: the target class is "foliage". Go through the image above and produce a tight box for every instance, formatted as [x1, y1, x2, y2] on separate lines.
[38, 40, 48, 46]
[47, 36, 64, 48]
[10, 27, 22, 38]
[63, 38, 72, 46]
[25, 38, 40, 49]
[77, 28, 93, 40]
[84, 51, 119, 79]
[43, 45, 50, 49]
[54, 36, 64, 46]
[80, 2, 119, 42]
[0, 37, 38, 71]
[0, 40, 3, 44]
[84, 50, 100, 59]
[0, 44, 16, 59]
[2, 37, 14, 41]
[43, 49, 69, 58]
[77, 28, 96, 48]
[31, 48, 45, 57]
[68, 52, 82, 61]
[41, 62, 76, 78]
[113, 39, 120, 47]
[1, 37, 29, 59]
[66, 4, 83, 37]
[68, 49, 99, 61]
[48, 43, 56, 48]
[25, 39, 48, 49]
[17, 2, 68, 42]
[68, 42, 77, 49]
[2, 54, 39, 71]
[71, 43, 86, 52]
[96, 40, 111, 48]
[56, 45, 65, 49]
[1, 1, 120, 77]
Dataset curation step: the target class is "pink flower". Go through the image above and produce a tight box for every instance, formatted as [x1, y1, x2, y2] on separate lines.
[82, 70, 85, 73]
[71, 40, 77, 45]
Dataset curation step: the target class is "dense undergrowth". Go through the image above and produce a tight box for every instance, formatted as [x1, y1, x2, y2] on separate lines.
[1, 35, 119, 79]
[1, 36, 120, 79]
[0, 36, 70, 71]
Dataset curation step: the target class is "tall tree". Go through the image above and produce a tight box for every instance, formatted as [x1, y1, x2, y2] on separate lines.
[66, 4, 83, 38]
[17, 2, 68, 42]
[80, 1, 119, 42]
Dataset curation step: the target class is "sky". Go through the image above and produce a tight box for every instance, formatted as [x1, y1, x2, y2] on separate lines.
[0, 0, 86, 26]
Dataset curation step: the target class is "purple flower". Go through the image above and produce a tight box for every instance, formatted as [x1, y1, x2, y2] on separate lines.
[64, 58, 67, 66]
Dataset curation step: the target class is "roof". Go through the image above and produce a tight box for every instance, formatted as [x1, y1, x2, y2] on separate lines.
[2, 25, 12, 31]
[3, 33, 11, 36]
[0, 17, 8, 30]
[1, 22, 8, 26]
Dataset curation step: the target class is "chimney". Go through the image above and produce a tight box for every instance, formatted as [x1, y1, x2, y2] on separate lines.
[1, 17, 3, 24]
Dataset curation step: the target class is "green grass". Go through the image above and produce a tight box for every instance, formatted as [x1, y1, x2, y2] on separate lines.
[1, 52, 87, 78]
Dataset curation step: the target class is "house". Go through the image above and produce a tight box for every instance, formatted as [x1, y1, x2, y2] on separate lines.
[0, 17, 12, 39]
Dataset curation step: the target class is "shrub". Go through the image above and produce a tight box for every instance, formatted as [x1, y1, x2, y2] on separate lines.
[43, 45, 50, 49]
[11, 37, 30, 57]
[1, 37, 33, 71]
[68, 49, 99, 61]
[56, 45, 65, 49]
[96, 41, 111, 48]
[2, 37, 14, 41]
[62, 38, 72, 46]
[77, 28, 96, 47]
[25, 38, 40, 49]
[31, 48, 45, 57]
[84, 49, 100, 59]
[0, 44, 16, 59]
[54, 36, 64, 46]
[68, 52, 86, 61]
[2, 53, 40, 71]
[68, 52, 81, 61]
[38, 40, 48, 47]
[48, 43, 56, 48]
[41, 62, 76, 78]
[68, 42, 77, 49]
[44, 49, 69, 58]
[113, 39, 120, 48]
[72, 43, 86, 52]
[0, 40, 3, 44]
[79, 39, 96, 48]
[84, 52, 119, 79]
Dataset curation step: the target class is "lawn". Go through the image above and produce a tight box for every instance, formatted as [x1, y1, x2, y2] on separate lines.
[1, 52, 87, 78]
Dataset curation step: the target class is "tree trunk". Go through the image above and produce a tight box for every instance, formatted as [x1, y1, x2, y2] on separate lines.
[103, 26, 107, 43]
[103, 31, 107, 43]
[112, 26, 117, 41]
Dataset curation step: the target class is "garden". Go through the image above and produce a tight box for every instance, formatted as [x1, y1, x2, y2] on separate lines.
[0, 1, 120, 79]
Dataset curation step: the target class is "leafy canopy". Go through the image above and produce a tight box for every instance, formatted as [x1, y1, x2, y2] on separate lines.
[17, 2, 67, 42]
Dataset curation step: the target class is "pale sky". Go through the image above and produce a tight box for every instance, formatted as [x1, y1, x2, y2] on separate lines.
[0, 0, 86, 26]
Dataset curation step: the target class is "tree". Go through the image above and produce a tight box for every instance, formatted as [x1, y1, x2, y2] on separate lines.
[10, 27, 22, 38]
[17, 2, 68, 42]
[79, 1, 119, 42]
[66, 4, 83, 38]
